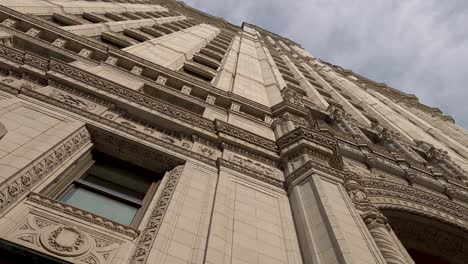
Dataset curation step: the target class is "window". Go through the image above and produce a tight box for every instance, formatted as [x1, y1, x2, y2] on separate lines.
[57, 152, 162, 227]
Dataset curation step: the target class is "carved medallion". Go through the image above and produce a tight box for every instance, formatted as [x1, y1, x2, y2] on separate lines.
[40, 225, 90, 257]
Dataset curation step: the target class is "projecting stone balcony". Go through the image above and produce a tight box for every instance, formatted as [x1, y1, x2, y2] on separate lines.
[83, 12, 112, 23]
[122, 12, 143, 20]
[218, 34, 233, 43]
[192, 53, 221, 70]
[164, 23, 182, 31]
[200, 47, 224, 61]
[123, 29, 153, 41]
[52, 13, 86, 26]
[135, 12, 153, 19]
[153, 24, 174, 34]
[105, 12, 128, 21]
[183, 61, 217, 81]
[141, 26, 165, 37]
[101, 32, 139, 47]
[211, 38, 230, 49]
[205, 43, 226, 55]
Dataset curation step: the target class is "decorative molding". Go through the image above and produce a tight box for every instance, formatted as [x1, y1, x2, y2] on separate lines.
[131, 165, 184, 263]
[0, 127, 91, 212]
[21, 85, 217, 167]
[277, 127, 343, 169]
[11, 214, 118, 263]
[285, 160, 344, 188]
[28, 193, 140, 239]
[363, 178, 468, 222]
[217, 158, 283, 188]
[49, 60, 216, 133]
[221, 142, 279, 167]
[215, 120, 277, 151]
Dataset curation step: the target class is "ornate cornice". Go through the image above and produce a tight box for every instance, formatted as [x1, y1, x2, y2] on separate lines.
[215, 120, 277, 152]
[20, 86, 216, 167]
[27, 193, 139, 239]
[285, 160, 345, 188]
[362, 178, 468, 222]
[0, 127, 91, 213]
[221, 142, 279, 167]
[277, 127, 343, 170]
[48, 60, 216, 133]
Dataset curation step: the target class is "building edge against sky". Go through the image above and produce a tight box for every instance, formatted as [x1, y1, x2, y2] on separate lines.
[0, 0, 466, 263]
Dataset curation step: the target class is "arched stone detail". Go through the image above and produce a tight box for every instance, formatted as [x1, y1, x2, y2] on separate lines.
[361, 179, 468, 232]
[373, 199, 468, 233]
[382, 210, 468, 264]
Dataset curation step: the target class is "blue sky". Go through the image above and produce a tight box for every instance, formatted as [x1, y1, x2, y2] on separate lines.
[185, 0, 468, 128]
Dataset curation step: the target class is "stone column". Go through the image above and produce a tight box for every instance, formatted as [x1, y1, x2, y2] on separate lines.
[344, 172, 410, 264]
[363, 213, 409, 264]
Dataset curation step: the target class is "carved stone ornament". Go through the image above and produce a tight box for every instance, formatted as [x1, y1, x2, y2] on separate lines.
[281, 87, 304, 107]
[181, 85, 192, 95]
[40, 225, 90, 257]
[49, 89, 96, 111]
[105, 56, 118, 65]
[156, 75, 168, 85]
[52, 38, 67, 47]
[131, 165, 184, 264]
[232, 155, 277, 178]
[78, 48, 92, 58]
[327, 105, 345, 123]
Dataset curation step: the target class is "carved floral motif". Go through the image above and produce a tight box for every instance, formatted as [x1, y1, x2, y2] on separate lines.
[40, 225, 90, 257]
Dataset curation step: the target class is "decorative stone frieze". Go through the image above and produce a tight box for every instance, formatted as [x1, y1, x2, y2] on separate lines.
[0, 127, 91, 213]
[215, 120, 277, 151]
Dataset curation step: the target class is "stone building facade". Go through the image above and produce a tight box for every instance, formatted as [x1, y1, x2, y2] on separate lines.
[0, 0, 467, 263]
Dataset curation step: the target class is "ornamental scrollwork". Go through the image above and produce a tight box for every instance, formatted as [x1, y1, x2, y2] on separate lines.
[131, 165, 184, 264]
[49, 89, 96, 111]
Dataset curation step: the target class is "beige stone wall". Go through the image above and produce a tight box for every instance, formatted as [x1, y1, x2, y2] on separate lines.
[0, 93, 84, 185]
[205, 168, 302, 264]
[145, 161, 218, 264]
[290, 174, 385, 264]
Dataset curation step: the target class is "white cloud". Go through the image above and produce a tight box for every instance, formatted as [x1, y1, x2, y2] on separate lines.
[185, 0, 468, 128]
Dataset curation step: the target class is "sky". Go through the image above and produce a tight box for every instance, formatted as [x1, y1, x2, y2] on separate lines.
[184, 0, 468, 129]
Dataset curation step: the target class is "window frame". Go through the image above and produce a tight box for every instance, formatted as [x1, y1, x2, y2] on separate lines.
[43, 151, 162, 228]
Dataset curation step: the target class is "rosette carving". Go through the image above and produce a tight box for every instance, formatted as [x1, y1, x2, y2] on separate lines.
[40, 225, 90, 257]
